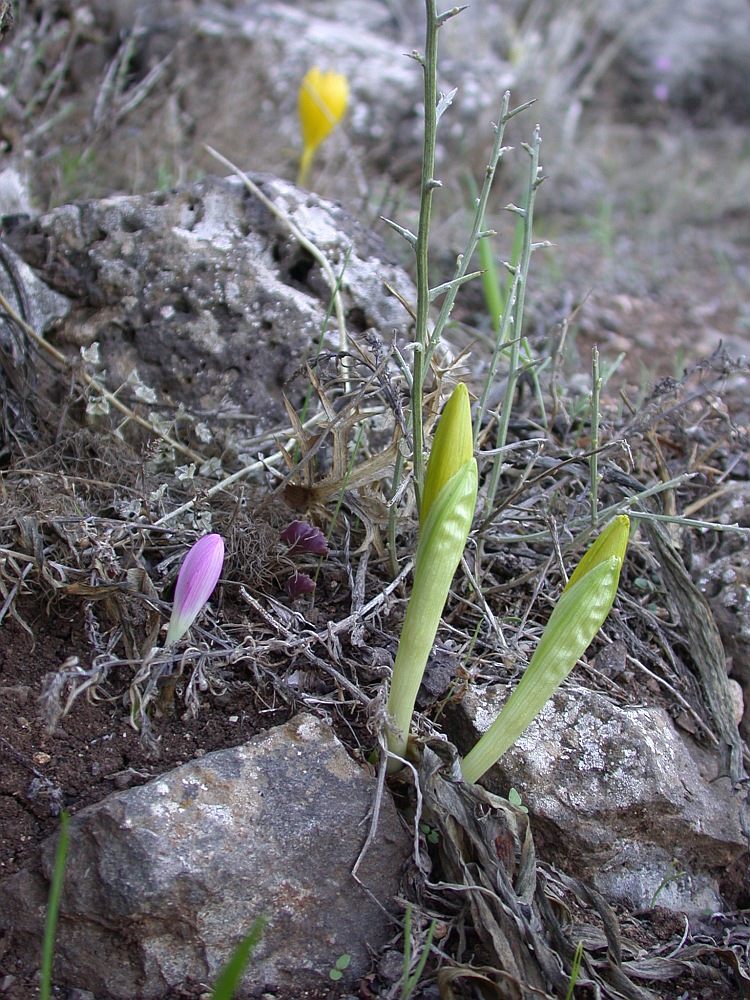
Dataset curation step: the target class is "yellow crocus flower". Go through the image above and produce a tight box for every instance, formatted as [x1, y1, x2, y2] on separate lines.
[298, 67, 349, 188]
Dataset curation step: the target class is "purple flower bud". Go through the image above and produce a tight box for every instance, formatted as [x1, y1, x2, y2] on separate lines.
[280, 520, 329, 557]
[285, 571, 315, 600]
[164, 534, 225, 646]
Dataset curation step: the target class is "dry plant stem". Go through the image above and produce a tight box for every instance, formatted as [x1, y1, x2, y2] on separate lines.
[351, 733, 390, 879]
[629, 510, 750, 534]
[155, 354, 392, 528]
[626, 652, 718, 746]
[0, 291, 205, 464]
[486, 472, 695, 547]
[204, 145, 348, 357]
[485, 125, 544, 516]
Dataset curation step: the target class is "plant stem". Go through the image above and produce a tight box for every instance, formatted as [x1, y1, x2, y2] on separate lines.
[411, 0, 442, 513]
[426, 92, 523, 369]
[590, 345, 602, 525]
[485, 124, 544, 515]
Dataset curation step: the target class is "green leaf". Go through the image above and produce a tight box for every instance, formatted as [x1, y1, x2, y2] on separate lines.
[387, 456, 478, 763]
[564, 514, 630, 592]
[40, 811, 70, 1000]
[478, 236, 502, 334]
[335, 954, 352, 970]
[508, 787, 528, 812]
[461, 551, 625, 784]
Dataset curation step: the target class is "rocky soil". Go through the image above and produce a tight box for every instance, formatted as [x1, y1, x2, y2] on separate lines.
[0, 2, 749, 998]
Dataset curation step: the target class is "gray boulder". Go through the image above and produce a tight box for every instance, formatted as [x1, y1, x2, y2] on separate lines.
[0, 714, 410, 998]
[3, 173, 416, 459]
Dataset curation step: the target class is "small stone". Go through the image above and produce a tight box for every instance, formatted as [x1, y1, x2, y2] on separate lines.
[727, 678, 744, 725]
[377, 948, 404, 985]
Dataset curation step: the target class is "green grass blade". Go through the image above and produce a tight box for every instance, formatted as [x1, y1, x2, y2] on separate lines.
[564, 940, 585, 1000]
[403, 918, 437, 999]
[40, 811, 70, 1000]
[211, 916, 268, 1000]
[478, 236, 502, 334]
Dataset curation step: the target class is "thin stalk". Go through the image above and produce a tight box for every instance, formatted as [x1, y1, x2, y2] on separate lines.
[473, 272, 521, 448]
[425, 92, 537, 370]
[484, 125, 544, 515]
[564, 941, 585, 1000]
[485, 474, 698, 546]
[325, 421, 364, 546]
[388, 446, 407, 577]
[402, 903, 437, 1000]
[411, 0, 442, 512]
[590, 345, 602, 525]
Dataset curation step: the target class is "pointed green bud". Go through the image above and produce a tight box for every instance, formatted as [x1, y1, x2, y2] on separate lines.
[461, 516, 629, 785]
[421, 383, 473, 527]
[387, 456, 478, 766]
[564, 514, 630, 592]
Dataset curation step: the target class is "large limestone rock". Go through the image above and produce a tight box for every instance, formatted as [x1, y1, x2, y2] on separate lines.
[0, 714, 410, 998]
[447, 686, 746, 912]
[2, 173, 416, 459]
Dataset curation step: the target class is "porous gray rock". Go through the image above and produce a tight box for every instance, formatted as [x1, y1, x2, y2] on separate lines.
[0, 714, 410, 998]
[695, 483, 750, 745]
[446, 686, 746, 912]
[2, 173, 416, 459]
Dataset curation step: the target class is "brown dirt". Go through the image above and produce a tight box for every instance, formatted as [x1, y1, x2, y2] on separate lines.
[0, 602, 301, 999]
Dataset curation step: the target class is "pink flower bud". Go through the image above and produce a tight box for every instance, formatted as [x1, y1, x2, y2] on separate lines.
[164, 534, 225, 646]
[280, 520, 329, 557]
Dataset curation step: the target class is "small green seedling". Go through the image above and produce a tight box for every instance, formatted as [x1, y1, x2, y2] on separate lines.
[329, 952, 352, 981]
[507, 787, 528, 814]
[564, 940, 585, 1000]
[420, 821, 439, 845]
[650, 859, 687, 909]
[386, 383, 478, 767]
[460, 515, 630, 784]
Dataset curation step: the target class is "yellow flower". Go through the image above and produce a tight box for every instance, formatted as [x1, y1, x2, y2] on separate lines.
[298, 67, 349, 188]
